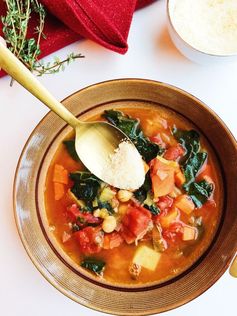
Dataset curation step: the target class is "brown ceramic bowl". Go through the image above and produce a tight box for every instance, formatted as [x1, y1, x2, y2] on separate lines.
[14, 79, 237, 315]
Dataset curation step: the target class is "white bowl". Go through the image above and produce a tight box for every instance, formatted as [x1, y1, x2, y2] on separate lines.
[167, 0, 237, 65]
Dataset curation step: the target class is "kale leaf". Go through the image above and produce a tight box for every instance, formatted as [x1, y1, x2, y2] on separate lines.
[103, 110, 163, 162]
[70, 172, 101, 202]
[63, 139, 80, 161]
[97, 201, 114, 214]
[134, 172, 152, 202]
[173, 128, 207, 189]
[81, 257, 105, 275]
[188, 180, 214, 208]
[144, 204, 161, 216]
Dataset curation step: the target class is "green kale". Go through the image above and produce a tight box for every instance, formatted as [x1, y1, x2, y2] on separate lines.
[70, 172, 101, 201]
[173, 128, 207, 189]
[103, 110, 163, 162]
[134, 172, 152, 203]
[97, 201, 114, 215]
[188, 180, 214, 208]
[144, 204, 161, 216]
[81, 257, 105, 275]
[63, 139, 80, 161]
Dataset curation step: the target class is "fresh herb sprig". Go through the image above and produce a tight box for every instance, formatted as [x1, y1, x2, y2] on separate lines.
[1, 0, 84, 84]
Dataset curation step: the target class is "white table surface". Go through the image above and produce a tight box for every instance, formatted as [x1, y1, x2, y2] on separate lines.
[0, 1, 236, 315]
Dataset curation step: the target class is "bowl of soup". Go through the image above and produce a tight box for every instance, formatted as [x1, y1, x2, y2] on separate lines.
[14, 79, 237, 315]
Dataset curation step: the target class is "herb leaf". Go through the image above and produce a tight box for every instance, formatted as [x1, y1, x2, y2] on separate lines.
[81, 257, 105, 275]
[188, 180, 214, 208]
[70, 172, 101, 201]
[173, 128, 207, 189]
[103, 110, 163, 162]
[63, 139, 80, 161]
[144, 204, 161, 216]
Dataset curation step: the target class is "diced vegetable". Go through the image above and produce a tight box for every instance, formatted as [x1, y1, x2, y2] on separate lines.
[54, 182, 65, 200]
[99, 186, 116, 202]
[129, 263, 141, 279]
[53, 164, 69, 184]
[150, 156, 179, 198]
[143, 161, 150, 174]
[63, 139, 80, 161]
[182, 226, 197, 241]
[74, 227, 104, 254]
[62, 231, 71, 243]
[152, 225, 167, 252]
[164, 144, 185, 161]
[102, 216, 117, 233]
[174, 169, 186, 187]
[81, 257, 105, 275]
[103, 110, 164, 162]
[67, 190, 86, 208]
[163, 222, 184, 242]
[134, 172, 152, 203]
[93, 208, 109, 219]
[122, 205, 151, 239]
[143, 192, 161, 215]
[157, 196, 173, 211]
[117, 189, 133, 203]
[103, 232, 124, 249]
[133, 246, 161, 271]
[160, 208, 180, 228]
[174, 194, 195, 214]
[169, 186, 182, 198]
[67, 204, 101, 225]
[188, 180, 214, 208]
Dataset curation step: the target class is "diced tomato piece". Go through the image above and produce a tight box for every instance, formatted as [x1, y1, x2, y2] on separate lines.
[121, 205, 151, 243]
[163, 144, 185, 161]
[74, 226, 103, 254]
[157, 196, 174, 211]
[120, 226, 136, 244]
[67, 204, 81, 221]
[67, 204, 101, 225]
[149, 134, 166, 148]
[162, 222, 184, 242]
[103, 232, 124, 249]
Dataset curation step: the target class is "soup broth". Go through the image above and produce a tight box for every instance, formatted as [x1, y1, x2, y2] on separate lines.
[45, 105, 222, 285]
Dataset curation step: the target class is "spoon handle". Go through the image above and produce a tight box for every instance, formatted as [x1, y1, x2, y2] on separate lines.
[0, 42, 79, 129]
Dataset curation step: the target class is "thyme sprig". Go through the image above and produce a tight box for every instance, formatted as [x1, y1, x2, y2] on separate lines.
[1, 0, 84, 82]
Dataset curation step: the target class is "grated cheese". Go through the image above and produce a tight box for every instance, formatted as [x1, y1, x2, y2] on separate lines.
[169, 0, 237, 55]
[103, 141, 145, 190]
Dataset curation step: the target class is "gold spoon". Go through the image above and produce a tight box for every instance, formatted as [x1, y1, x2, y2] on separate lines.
[0, 42, 145, 189]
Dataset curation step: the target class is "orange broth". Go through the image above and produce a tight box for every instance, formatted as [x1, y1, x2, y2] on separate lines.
[45, 106, 222, 285]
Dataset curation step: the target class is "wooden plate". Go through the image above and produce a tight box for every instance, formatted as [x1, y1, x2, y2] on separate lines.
[13, 79, 237, 315]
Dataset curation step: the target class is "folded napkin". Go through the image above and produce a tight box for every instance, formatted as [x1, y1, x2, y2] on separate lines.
[0, 0, 156, 77]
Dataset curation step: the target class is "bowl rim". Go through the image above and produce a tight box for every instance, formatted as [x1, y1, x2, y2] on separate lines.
[166, 0, 237, 58]
[13, 78, 237, 315]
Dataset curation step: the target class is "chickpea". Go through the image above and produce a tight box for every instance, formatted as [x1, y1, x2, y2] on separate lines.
[102, 216, 117, 233]
[117, 190, 133, 202]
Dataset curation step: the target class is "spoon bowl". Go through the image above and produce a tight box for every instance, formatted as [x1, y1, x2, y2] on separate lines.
[0, 42, 145, 189]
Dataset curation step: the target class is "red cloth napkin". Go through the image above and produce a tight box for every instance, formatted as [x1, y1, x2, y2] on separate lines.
[0, 0, 156, 77]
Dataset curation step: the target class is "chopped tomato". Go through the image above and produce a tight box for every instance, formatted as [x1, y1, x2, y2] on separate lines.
[121, 205, 151, 243]
[103, 232, 124, 249]
[163, 144, 185, 161]
[162, 222, 184, 242]
[149, 134, 166, 148]
[74, 226, 103, 254]
[157, 196, 173, 211]
[67, 204, 101, 226]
